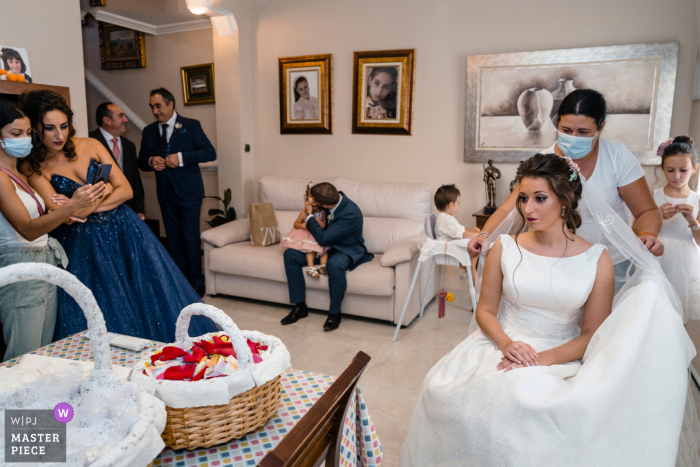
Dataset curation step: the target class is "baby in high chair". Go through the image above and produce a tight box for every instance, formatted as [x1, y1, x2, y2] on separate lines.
[280, 182, 330, 278]
[434, 184, 480, 282]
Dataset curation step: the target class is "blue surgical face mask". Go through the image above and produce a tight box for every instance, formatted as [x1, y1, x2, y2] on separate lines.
[557, 131, 598, 160]
[0, 136, 32, 158]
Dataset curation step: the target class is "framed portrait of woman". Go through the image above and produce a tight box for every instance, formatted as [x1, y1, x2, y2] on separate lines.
[352, 49, 416, 135]
[278, 54, 332, 135]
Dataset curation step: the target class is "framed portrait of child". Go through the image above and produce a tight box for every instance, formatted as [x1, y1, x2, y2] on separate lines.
[352, 49, 416, 135]
[278, 54, 333, 135]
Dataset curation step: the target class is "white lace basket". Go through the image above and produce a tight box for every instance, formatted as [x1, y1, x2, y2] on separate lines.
[0, 263, 166, 467]
[129, 304, 291, 450]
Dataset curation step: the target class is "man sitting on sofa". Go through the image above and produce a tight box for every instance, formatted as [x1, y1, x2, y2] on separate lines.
[281, 182, 373, 331]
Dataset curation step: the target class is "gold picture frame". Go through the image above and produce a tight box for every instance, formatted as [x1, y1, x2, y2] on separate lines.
[181, 63, 215, 106]
[98, 22, 146, 70]
[352, 49, 416, 135]
[279, 54, 333, 135]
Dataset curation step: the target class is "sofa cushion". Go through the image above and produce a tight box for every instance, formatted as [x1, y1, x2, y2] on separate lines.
[259, 176, 431, 220]
[201, 218, 250, 247]
[208, 243, 395, 296]
[363, 217, 421, 254]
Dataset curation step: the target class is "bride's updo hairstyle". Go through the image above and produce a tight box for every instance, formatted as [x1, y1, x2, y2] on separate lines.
[515, 153, 583, 236]
[17, 89, 77, 175]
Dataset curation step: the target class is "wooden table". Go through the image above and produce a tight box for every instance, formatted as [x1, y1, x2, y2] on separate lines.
[1, 331, 383, 467]
[472, 209, 494, 230]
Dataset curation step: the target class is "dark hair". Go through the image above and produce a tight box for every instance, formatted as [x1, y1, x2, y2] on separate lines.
[661, 135, 698, 166]
[150, 88, 176, 107]
[434, 184, 461, 211]
[557, 89, 607, 129]
[369, 67, 398, 84]
[17, 90, 77, 175]
[2, 48, 27, 74]
[515, 153, 583, 236]
[310, 182, 340, 206]
[0, 99, 26, 131]
[95, 102, 114, 128]
[293, 76, 308, 103]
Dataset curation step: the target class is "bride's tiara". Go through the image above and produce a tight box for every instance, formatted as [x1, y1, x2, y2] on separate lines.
[558, 154, 580, 182]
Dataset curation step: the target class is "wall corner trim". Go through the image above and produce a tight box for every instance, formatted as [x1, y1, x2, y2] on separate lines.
[91, 10, 212, 35]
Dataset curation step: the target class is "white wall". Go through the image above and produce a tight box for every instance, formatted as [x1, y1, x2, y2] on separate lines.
[248, 0, 699, 228]
[0, 0, 89, 136]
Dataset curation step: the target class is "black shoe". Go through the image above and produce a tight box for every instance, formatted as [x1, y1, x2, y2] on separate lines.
[323, 313, 341, 331]
[195, 285, 206, 298]
[281, 305, 308, 325]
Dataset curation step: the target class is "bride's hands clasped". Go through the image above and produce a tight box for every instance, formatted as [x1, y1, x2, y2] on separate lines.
[498, 340, 538, 369]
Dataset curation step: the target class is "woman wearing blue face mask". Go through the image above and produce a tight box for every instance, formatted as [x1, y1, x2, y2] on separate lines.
[469, 89, 662, 294]
[0, 99, 105, 361]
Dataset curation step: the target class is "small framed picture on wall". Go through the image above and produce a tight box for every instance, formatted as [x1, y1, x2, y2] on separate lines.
[278, 54, 333, 134]
[181, 63, 215, 105]
[352, 49, 416, 135]
[98, 22, 146, 70]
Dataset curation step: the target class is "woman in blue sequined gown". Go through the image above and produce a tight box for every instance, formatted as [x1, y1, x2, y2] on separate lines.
[18, 90, 216, 342]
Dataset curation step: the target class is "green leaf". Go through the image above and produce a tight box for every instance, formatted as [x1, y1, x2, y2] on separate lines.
[209, 217, 227, 228]
[208, 208, 225, 217]
[204, 196, 223, 203]
[226, 206, 237, 221]
[223, 188, 232, 208]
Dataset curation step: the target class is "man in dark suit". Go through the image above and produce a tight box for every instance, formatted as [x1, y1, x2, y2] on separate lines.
[137, 88, 216, 297]
[281, 183, 373, 331]
[89, 102, 145, 218]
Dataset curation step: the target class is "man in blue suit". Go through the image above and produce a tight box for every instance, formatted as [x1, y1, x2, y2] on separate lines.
[281, 183, 373, 330]
[138, 88, 216, 297]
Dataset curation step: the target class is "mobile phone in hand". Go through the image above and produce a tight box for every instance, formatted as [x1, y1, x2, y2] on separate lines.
[92, 164, 112, 198]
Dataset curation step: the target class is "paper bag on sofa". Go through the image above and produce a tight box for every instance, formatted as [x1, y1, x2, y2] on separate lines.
[249, 203, 281, 246]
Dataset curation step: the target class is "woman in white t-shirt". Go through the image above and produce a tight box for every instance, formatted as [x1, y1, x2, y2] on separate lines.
[468, 90, 662, 293]
[0, 100, 104, 361]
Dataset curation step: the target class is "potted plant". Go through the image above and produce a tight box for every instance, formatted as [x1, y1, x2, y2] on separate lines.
[205, 188, 236, 227]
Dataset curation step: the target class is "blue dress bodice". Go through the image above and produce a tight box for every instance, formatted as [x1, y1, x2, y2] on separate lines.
[50, 159, 115, 224]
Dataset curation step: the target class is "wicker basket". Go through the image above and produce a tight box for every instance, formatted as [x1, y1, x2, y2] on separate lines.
[132, 304, 285, 451]
[0, 263, 166, 467]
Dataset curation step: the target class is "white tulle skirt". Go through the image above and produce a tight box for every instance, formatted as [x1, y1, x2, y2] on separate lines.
[401, 278, 696, 467]
[657, 237, 700, 322]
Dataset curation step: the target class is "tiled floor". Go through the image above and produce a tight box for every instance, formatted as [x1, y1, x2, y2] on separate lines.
[204, 272, 700, 467]
[203, 270, 476, 467]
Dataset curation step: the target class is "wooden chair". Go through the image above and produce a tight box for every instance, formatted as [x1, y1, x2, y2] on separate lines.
[260, 351, 371, 467]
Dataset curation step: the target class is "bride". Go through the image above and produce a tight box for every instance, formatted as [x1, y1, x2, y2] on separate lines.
[401, 153, 695, 466]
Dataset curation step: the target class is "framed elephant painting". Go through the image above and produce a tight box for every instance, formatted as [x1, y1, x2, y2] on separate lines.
[464, 42, 679, 164]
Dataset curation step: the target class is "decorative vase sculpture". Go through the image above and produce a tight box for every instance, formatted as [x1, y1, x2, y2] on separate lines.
[517, 88, 554, 131]
[565, 79, 576, 95]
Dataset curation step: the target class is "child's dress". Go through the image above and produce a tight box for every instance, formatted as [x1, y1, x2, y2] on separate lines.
[653, 188, 700, 321]
[280, 211, 329, 255]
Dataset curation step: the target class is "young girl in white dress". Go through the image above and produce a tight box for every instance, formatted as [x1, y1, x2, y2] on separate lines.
[653, 135, 700, 322]
[402, 153, 695, 466]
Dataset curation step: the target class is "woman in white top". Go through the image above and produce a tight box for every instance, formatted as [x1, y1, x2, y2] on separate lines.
[0, 100, 104, 361]
[469, 89, 663, 293]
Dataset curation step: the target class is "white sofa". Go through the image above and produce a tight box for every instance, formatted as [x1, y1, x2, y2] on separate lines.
[200, 176, 438, 326]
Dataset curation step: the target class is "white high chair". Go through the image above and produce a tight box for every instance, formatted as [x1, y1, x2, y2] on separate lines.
[392, 214, 478, 342]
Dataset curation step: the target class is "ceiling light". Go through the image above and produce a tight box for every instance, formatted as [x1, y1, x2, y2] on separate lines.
[189, 7, 207, 14]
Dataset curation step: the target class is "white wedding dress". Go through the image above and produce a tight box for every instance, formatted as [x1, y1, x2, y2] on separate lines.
[402, 234, 696, 467]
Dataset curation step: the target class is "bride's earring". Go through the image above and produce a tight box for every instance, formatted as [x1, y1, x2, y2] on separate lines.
[562, 207, 566, 218]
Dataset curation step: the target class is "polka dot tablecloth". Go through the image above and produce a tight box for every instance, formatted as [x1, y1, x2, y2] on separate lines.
[1, 331, 383, 466]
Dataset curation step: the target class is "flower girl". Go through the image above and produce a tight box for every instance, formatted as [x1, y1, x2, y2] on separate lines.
[280, 183, 329, 278]
[654, 135, 700, 321]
